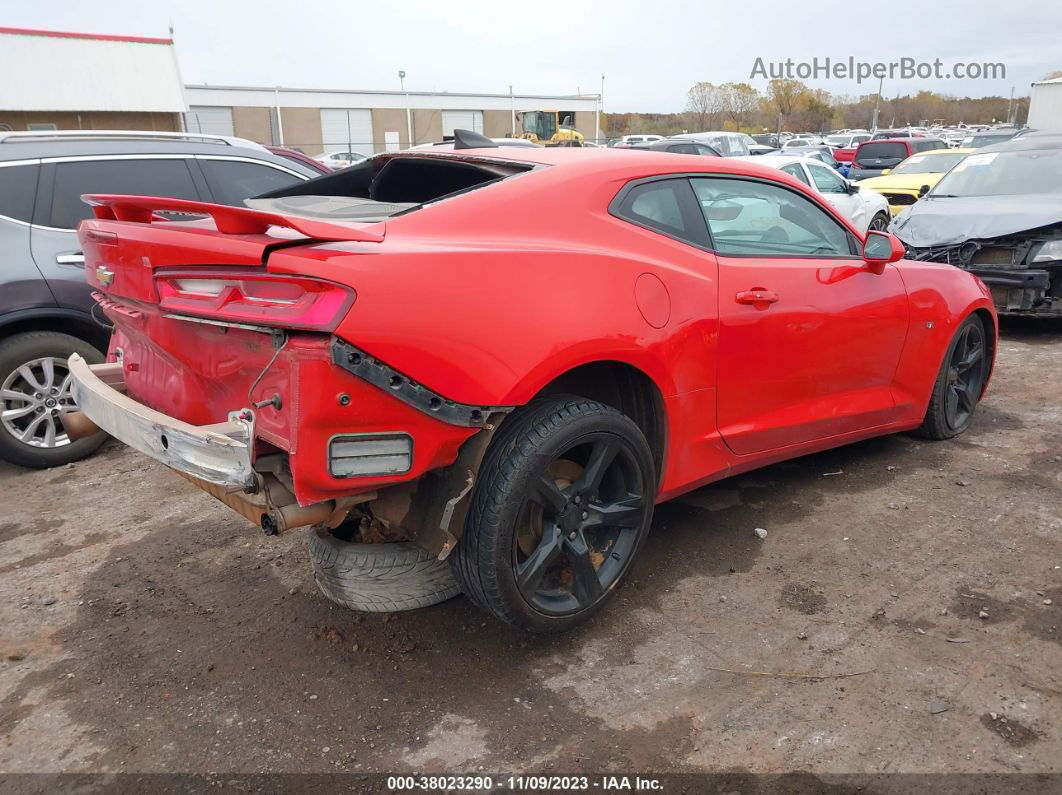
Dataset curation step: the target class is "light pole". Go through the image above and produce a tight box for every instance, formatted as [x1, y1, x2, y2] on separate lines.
[871, 75, 883, 132]
[400, 70, 412, 147]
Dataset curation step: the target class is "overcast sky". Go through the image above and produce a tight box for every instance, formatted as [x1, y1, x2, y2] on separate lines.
[5, 0, 1060, 111]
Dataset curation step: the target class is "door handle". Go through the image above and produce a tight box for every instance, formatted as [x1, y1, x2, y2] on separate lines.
[735, 289, 779, 305]
[56, 252, 85, 266]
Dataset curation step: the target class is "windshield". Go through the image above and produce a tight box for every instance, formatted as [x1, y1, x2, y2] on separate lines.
[931, 149, 1062, 197]
[521, 111, 556, 141]
[891, 151, 967, 175]
[825, 135, 850, 146]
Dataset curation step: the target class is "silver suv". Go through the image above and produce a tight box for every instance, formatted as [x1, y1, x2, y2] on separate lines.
[0, 131, 316, 467]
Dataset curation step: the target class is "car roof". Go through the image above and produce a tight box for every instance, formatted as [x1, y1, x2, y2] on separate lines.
[858, 137, 931, 145]
[979, 133, 1062, 153]
[0, 135, 311, 171]
[731, 155, 819, 169]
[373, 146, 817, 184]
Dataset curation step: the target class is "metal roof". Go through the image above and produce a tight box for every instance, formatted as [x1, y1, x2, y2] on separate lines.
[0, 26, 186, 113]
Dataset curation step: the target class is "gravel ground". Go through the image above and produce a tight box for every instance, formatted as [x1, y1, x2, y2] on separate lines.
[1, 318, 1060, 783]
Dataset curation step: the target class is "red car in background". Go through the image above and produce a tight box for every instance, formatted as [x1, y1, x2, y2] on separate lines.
[266, 145, 333, 174]
[824, 132, 872, 163]
[68, 135, 996, 633]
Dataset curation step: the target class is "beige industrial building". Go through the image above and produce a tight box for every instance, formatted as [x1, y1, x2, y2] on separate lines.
[183, 85, 601, 154]
[0, 26, 601, 152]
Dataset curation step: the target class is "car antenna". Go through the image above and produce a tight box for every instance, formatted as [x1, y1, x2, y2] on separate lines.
[453, 129, 498, 149]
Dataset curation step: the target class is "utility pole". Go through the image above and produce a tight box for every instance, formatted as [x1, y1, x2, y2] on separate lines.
[510, 85, 516, 136]
[598, 73, 605, 145]
[400, 70, 412, 147]
[871, 75, 883, 132]
[1007, 86, 1015, 125]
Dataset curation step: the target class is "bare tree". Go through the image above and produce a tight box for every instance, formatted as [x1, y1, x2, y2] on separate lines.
[721, 82, 760, 131]
[685, 82, 725, 131]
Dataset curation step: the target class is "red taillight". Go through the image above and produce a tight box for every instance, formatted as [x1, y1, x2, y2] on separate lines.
[155, 269, 355, 331]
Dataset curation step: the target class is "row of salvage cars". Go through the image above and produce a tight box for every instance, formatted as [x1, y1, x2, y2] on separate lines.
[882, 132, 1062, 316]
[51, 128, 1006, 633]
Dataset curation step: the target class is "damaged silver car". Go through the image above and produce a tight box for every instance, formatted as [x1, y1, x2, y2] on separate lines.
[890, 132, 1062, 316]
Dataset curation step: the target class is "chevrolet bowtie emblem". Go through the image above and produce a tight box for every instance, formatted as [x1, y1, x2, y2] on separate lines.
[96, 266, 114, 287]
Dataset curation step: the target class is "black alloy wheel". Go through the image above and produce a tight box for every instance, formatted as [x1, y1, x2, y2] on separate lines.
[943, 318, 988, 432]
[915, 314, 990, 440]
[451, 397, 655, 632]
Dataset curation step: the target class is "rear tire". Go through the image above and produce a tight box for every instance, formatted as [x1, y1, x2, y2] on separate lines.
[308, 526, 460, 612]
[450, 396, 655, 633]
[0, 331, 107, 468]
[914, 314, 989, 440]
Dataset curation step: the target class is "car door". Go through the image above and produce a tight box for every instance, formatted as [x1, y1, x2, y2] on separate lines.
[806, 161, 865, 231]
[690, 175, 908, 455]
[29, 156, 205, 313]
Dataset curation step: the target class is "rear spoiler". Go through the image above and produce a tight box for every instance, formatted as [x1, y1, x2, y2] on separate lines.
[81, 194, 385, 243]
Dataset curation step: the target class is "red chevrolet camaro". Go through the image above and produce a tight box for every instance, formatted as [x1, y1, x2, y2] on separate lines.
[69, 135, 996, 632]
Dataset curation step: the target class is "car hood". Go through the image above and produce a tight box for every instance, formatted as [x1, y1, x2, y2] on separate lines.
[891, 194, 1062, 246]
[857, 173, 945, 192]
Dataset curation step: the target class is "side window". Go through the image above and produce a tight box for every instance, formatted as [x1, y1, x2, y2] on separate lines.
[613, 179, 708, 247]
[691, 177, 855, 257]
[807, 162, 847, 193]
[0, 163, 39, 223]
[668, 144, 699, 154]
[199, 159, 305, 206]
[780, 163, 811, 186]
[49, 159, 199, 229]
[695, 144, 720, 157]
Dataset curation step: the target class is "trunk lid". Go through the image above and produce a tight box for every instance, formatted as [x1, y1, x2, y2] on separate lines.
[79, 194, 384, 304]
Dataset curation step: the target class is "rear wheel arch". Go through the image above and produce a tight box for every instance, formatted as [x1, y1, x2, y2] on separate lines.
[0, 310, 109, 353]
[524, 360, 667, 489]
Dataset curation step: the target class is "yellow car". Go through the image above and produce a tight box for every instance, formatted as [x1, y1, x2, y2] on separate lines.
[857, 148, 974, 215]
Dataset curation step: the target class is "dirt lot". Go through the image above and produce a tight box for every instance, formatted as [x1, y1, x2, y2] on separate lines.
[1, 319, 1061, 783]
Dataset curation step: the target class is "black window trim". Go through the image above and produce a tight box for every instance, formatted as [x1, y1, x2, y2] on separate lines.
[610, 172, 862, 260]
[608, 175, 711, 250]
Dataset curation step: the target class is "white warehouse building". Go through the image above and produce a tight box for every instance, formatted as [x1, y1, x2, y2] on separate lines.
[0, 26, 602, 152]
[182, 85, 601, 154]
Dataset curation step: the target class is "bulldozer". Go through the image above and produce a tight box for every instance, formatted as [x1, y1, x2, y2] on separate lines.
[515, 110, 585, 145]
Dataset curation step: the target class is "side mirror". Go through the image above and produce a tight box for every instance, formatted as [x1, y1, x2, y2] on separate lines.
[863, 230, 905, 272]
[845, 180, 859, 195]
[918, 184, 931, 198]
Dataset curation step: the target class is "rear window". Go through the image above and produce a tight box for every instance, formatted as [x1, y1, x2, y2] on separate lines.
[857, 143, 907, 160]
[257, 154, 534, 219]
[0, 163, 39, 223]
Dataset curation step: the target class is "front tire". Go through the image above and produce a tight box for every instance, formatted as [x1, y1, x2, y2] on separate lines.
[914, 314, 989, 440]
[451, 397, 655, 633]
[868, 212, 890, 232]
[0, 331, 107, 468]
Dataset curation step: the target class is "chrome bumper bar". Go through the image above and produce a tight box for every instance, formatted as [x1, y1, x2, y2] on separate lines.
[67, 354, 256, 489]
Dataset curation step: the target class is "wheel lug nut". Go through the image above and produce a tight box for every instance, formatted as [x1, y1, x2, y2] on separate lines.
[581, 511, 588, 520]
[573, 495, 581, 504]
[568, 531, 577, 540]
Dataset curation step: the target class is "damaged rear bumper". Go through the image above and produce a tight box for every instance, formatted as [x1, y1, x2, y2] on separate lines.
[68, 354, 256, 488]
